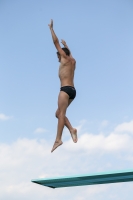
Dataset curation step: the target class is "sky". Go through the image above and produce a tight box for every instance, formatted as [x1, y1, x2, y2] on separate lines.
[0, 0, 133, 199]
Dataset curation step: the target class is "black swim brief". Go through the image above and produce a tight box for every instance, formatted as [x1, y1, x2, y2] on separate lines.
[60, 86, 76, 100]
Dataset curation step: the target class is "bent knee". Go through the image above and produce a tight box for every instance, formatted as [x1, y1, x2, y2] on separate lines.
[55, 110, 59, 118]
[55, 110, 65, 118]
[58, 112, 66, 119]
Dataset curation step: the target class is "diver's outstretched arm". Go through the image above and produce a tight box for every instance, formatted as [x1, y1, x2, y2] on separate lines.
[48, 19, 66, 58]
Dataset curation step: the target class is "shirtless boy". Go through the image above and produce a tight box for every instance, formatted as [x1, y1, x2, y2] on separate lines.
[48, 19, 77, 153]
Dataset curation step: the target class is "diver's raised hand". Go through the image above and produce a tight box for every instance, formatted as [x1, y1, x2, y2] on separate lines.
[61, 39, 67, 46]
[48, 19, 53, 29]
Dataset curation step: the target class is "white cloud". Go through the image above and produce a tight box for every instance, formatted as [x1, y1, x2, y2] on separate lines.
[34, 128, 48, 133]
[1, 120, 133, 200]
[64, 132, 132, 153]
[0, 113, 13, 121]
[114, 120, 133, 133]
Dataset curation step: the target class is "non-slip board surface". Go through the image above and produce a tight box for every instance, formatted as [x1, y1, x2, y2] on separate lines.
[31, 169, 133, 189]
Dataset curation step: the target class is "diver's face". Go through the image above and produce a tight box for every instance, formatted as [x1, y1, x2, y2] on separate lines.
[57, 53, 61, 62]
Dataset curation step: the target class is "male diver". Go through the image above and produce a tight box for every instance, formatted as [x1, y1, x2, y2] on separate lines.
[48, 19, 77, 152]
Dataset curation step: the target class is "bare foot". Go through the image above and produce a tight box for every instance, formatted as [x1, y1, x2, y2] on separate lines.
[51, 141, 63, 153]
[70, 128, 78, 143]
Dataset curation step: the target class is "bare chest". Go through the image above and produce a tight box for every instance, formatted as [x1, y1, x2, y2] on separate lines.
[58, 64, 69, 78]
[59, 60, 75, 76]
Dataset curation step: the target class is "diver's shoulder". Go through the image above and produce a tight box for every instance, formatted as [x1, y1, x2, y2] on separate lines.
[70, 56, 76, 63]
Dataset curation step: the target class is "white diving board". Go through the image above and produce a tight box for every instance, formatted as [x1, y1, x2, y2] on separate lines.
[31, 169, 133, 189]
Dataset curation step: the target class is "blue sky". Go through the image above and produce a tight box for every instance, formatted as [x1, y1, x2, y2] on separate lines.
[0, 0, 133, 199]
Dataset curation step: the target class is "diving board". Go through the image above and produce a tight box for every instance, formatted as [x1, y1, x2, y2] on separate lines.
[31, 169, 133, 189]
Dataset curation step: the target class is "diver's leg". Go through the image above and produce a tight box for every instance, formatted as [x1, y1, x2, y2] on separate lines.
[51, 91, 69, 152]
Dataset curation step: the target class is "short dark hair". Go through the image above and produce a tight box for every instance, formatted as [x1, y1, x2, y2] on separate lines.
[62, 47, 70, 56]
[57, 47, 70, 56]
